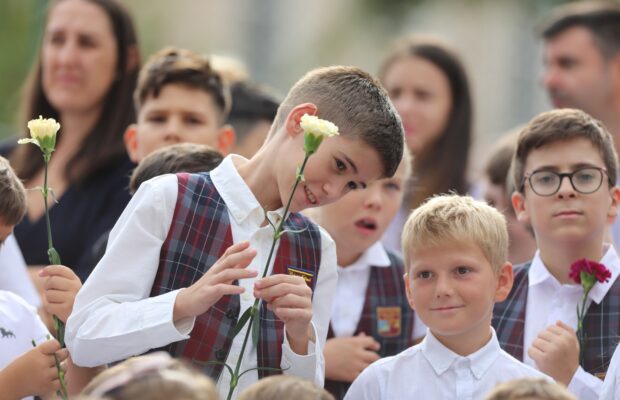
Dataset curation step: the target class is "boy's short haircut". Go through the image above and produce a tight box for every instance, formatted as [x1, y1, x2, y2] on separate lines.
[129, 143, 223, 194]
[270, 66, 404, 178]
[484, 378, 576, 400]
[134, 47, 231, 123]
[238, 375, 335, 400]
[401, 194, 508, 273]
[484, 130, 520, 213]
[227, 81, 280, 142]
[0, 156, 26, 226]
[82, 352, 218, 400]
[512, 109, 618, 193]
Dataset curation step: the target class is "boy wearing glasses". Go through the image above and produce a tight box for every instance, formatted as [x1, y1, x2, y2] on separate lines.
[493, 109, 620, 400]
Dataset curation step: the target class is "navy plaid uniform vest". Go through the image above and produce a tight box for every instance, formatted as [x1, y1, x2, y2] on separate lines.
[325, 251, 415, 399]
[493, 261, 620, 379]
[150, 172, 322, 381]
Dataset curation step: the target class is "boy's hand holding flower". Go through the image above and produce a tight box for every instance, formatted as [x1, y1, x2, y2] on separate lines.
[40, 265, 83, 323]
[254, 274, 313, 355]
[528, 320, 579, 385]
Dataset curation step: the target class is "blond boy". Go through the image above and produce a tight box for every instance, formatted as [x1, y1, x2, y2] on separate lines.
[493, 109, 620, 400]
[345, 195, 546, 399]
[124, 47, 235, 163]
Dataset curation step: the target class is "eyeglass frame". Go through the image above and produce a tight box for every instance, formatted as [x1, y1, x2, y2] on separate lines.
[519, 166, 611, 196]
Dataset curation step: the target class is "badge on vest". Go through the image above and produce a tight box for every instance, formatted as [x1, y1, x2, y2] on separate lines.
[376, 306, 402, 337]
[287, 265, 315, 289]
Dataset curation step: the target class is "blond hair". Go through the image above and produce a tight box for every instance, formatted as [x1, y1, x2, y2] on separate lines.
[238, 375, 334, 400]
[484, 378, 576, 400]
[81, 353, 217, 400]
[401, 194, 508, 272]
[269, 66, 404, 178]
[0, 156, 26, 226]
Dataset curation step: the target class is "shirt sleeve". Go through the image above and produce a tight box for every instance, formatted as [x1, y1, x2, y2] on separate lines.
[65, 175, 195, 367]
[344, 362, 382, 400]
[0, 235, 41, 308]
[600, 346, 620, 400]
[567, 365, 603, 400]
[280, 227, 338, 387]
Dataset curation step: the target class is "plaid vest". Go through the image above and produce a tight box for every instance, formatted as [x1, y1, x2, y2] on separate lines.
[150, 172, 322, 381]
[325, 251, 414, 399]
[493, 261, 620, 378]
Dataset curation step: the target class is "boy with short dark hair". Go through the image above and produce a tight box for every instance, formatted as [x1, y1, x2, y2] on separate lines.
[345, 194, 546, 399]
[66, 65, 404, 398]
[124, 47, 235, 162]
[493, 108, 620, 400]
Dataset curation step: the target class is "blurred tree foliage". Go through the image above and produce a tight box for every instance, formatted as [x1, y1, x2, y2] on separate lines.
[0, 0, 47, 139]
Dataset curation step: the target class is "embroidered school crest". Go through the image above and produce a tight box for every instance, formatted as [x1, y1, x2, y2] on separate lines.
[287, 265, 315, 288]
[376, 306, 401, 337]
[0, 328, 15, 338]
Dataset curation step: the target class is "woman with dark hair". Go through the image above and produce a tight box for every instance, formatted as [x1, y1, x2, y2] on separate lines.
[379, 35, 474, 254]
[1, 0, 140, 281]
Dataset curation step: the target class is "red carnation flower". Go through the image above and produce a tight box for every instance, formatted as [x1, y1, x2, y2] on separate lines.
[569, 259, 611, 285]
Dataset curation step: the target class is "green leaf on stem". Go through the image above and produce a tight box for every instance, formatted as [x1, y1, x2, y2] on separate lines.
[252, 303, 261, 347]
[232, 307, 253, 338]
[238, 365, 287, 379]
[48, 247, 61, 265]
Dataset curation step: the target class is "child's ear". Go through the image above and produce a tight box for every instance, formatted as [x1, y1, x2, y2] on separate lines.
[404, 273, 416, 311]
[511, 191, 529, 225]
[284, 103, 318, 137]
[216, 124, 236, 155]
[607, 186, 620, 224]
[494, 262, 514, 302]
[123, 124, 140, 163]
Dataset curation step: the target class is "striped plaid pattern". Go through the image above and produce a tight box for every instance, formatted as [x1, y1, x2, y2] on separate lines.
[325, 251, 414, 399]
[150, 172, 322, 381]
[493, 261, 620, 377]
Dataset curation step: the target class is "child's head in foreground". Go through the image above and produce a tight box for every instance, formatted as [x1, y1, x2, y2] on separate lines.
[124, 47, 234, 163]
[511, 108, 620, 245]
[313, 148, 411, 266]
[128, 143, 223, 194]
[81, 352, 217, 400]
[238, 375, 334, 400]
[0, 156, 26, 245]
[401, 194, 513, 354]
[484, 378, 576, 400]
[264, 66, 404, 212]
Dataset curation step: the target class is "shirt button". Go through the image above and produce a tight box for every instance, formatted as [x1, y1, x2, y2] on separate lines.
[215, 348, 227, 361]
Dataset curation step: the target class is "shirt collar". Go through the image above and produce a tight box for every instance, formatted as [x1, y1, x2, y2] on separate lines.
[339, 241, 391, 271]
[421, 328, 501, 380]
[528, 245, 620, 304]
[210, 155, 285, 226]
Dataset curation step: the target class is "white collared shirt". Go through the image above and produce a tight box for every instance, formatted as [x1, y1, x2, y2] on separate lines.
[331, 241, 426, 339]
[344, 328, 547, 400]
[66, 155, 338, 399]
[601, 343, 620, 400]
[524, 245, 620, 400]
[0, 235, 41, 307]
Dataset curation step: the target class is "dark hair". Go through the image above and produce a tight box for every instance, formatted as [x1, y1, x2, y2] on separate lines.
[135, 47, 231, 123]
[272, 66, 404, 178]
[513, 109, 618, 193]
[542, 1, 620, 59]
[0, 156, 26, 226]
[227, 81, 280, 143]
[10, 0, 139, 185]
[129, 143, 223, 194]
[379, 36, 472, 208]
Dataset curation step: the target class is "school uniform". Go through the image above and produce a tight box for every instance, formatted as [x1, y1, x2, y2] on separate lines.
[0, 291, 50, 400]
[325, 242, 424, 399]
[66, 155, 338, 399]
[344, 328, 547, 400]
[493, 245, 620, 400]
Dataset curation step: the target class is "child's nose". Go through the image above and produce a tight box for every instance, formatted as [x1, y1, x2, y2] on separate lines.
[363, 186, 382, 210]
[164, 120, 182, 142]
[556, 175, 577, 198]
[434, 275, 454, 297]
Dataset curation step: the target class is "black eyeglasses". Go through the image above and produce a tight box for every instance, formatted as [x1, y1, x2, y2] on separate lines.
[521, 167, 609, 196]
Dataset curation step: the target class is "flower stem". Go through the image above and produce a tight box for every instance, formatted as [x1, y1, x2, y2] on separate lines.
[225, 153, 311, 400]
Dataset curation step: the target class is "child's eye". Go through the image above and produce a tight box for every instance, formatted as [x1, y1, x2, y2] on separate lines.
[185, 116, 204, 125]
[417, 271, 433, 279]
[384, 181, 400, 191]
[147, 115, 166, 123]
[346, 181, 359, 191]
[455, 266, 471, 275]
[335, 158, 346, 172]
